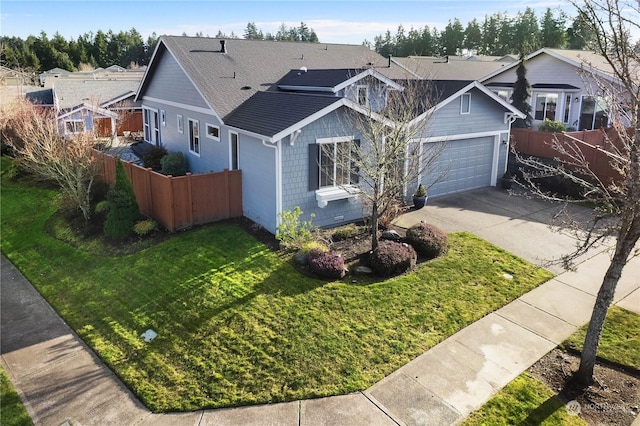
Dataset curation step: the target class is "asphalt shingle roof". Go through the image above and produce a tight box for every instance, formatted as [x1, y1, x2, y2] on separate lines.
[52, 79, 141, 110]
[276, 68, 363, 89]
[390, 56, 509, 81]
[224, 91, 341, 137]
[145, 36, 408, 119]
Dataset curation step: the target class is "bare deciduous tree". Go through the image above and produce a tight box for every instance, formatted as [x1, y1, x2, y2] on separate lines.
[328, 76, 447, 251]
[516, 0, 639, 387]
[0, 98, 113, 221]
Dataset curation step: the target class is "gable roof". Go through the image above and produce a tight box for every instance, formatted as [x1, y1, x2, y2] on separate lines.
[137, 36, 408, 119]
[225, 91, 342, 140]
[52, 79, 141, 111]
[390, 56, 510, 81]
[480, 48, 619, 84]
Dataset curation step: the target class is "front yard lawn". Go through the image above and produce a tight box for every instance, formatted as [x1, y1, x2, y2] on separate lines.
[0, 162, 553, 412]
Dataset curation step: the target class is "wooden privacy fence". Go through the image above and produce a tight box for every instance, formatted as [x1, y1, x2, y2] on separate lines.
[510, 128, 624, 185]
[96, 152, 242, 231]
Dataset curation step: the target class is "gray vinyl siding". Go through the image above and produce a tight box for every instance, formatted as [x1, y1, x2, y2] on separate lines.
[238, 134, 278, 233]
[142, 99, 228, 174]
[426, 88, 507, 138]
[280, 108, 365, 230]
[143, 50, 209, 109]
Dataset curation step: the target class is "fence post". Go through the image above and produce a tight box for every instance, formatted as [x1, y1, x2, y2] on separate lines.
[168, 176, 176, 232]
[186, 172, 194, 228]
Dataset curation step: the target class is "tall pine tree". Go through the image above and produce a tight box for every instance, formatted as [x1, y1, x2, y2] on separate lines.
[511, 54, 532, 128]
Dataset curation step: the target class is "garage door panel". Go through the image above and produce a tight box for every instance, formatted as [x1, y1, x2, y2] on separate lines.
[423, 136, 495, 197]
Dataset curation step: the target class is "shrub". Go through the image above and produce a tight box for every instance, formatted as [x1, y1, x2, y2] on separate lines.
[369, 240, 417, 277]
[160, 152, 188, 176]
[538, 119, 567, 133]
[331, 224, 360, 242]
[301, 240, 329, 253]
[104, 159, 140, 239]
[308, 250, 346, 279]
[134, 219, 159, 236]
[142, 146, 168, 170]
[405, 222, 448, 259]
[94, 200, 110, 214]
[276, 206, 315, 250]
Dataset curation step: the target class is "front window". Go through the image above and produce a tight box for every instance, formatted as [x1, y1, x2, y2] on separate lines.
[579, 96, 608, 130]
[189, 119, 199, 154]
[206, 124, 220, 140]
[65, 120, 85, 134]
[319, 140, 359, 187]
[357, 85, 368, 107]
[143, 108, 159, 144]
[461, 93, 471, 114]
[535, 93, 558, 121]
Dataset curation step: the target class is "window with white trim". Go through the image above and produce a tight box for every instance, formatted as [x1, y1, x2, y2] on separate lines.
[188, 119, 200, 155]
[534, 93, 558, 121]
[206, 123, 220, 140]
[143, 108, 160, 144]
[65, 120, 85, 134]
[230, 132, 239, 170]
[357, 85, 369, 107]
[461, 93, 471, 114]
[177, 114, 183, 134]
[319, 139, 359, 188]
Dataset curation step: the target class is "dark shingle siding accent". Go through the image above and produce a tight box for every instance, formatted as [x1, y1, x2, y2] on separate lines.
[224, 92, 340, 137]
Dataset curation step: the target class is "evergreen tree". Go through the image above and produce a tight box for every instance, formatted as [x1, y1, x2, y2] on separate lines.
[440, 18, 465, 55]
[511, 55, 533, 128]
[463, 19, 482, 54]
[104, 159, 140, 239]
[541, 8, 567, 48]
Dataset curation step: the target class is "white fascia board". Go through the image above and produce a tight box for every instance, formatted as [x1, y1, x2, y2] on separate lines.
[413, 129, 507, 143]
[101, 91, 136, 108]
[409, 81, 524, 126]
[142, 96, 217, 116]
[57, 102, 118, 120]
[333, 68, 404, 93]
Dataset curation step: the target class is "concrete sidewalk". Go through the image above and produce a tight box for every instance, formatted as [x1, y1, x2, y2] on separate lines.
[2, 188, 639, 425]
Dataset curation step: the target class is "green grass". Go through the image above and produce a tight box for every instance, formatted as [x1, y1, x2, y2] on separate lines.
[463, 372, 586, 426]
[563, 306, 640, 371]
[0, 158, 553, 412]
[0, 367, 33, 426]
[464, 306, 640, 425]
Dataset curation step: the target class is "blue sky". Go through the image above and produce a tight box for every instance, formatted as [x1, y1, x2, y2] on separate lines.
[1, 1, 574, 45]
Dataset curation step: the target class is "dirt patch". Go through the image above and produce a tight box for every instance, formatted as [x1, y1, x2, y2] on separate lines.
[528, 348, 640, 425]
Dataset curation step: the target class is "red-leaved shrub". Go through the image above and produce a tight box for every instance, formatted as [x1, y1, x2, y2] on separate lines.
[405, 222, 448, 259]
[308, 249, 346, 279]
[369, 240, 417, 277]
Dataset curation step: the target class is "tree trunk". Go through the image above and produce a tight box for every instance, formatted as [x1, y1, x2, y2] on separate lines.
[371, 200, 379, 252]
[576, 220, 639, 386]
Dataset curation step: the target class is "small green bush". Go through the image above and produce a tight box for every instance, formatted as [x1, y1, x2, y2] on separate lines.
[95, 200, 110, 214]
[414, 183, 427, 197]
[160, 152, 188, 176]
[301, 240, 329, 253]
[104, 159, 140, 239]
[369, 240, 417, 277]
[538, 119, 567, 133]
[276, 206, 315, 250]
[308, 249, 346, 279]
[405, 222, 448, 259]
[134, 219, 159, 236]
[142, 146, 168, 170]
[331, 224, 360, 242]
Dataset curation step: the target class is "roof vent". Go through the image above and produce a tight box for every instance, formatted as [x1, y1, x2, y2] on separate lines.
[220, 40, 227, 54]
[300, 66, 308, 73]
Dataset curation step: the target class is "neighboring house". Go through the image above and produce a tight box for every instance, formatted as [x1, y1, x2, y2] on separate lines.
[481, 48, 621, 130]
[26, 79, 143, 138]
[39, 65, 146, 87]
[389, 55, 514, 81]
[135, 36, 523, 233]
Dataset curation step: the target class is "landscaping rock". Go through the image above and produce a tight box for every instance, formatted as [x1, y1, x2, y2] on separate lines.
[381, 230, 402, 241]
[294, 251, 308, 266]
[355, 265, 373, 274]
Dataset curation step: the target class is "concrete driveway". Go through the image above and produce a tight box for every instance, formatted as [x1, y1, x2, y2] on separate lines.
[395, 187, 609, 274]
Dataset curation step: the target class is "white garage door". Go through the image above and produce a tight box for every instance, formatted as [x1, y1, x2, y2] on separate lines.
[422, 136, 496, 197]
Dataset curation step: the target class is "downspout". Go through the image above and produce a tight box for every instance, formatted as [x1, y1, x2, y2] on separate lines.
[505, 113, 517, 172]
[262, 139, 281, 231]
